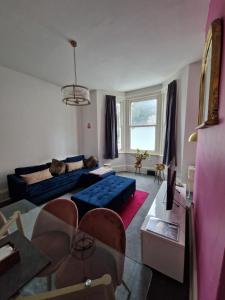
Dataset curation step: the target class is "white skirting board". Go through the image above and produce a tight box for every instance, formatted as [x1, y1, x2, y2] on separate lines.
[189, 204, 198, 300]
[112, 164, 155, 175]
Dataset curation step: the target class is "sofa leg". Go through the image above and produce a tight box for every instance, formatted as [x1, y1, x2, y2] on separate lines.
[122, 280, 131, 300]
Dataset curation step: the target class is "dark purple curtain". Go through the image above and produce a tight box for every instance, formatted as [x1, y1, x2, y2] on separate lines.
[163, 80, 177, 166]
[104, 95, 118, 159]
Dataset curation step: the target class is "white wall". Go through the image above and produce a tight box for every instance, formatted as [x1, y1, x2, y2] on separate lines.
[182, 61, 201, 181]
[78, 90, 99, 158]
[176, 67, 189, 180]
[0, 65, 79, 197]
[163, 61, 201, 182]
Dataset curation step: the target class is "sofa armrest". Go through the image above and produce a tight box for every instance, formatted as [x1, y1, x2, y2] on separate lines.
[7, 174, 27, 201]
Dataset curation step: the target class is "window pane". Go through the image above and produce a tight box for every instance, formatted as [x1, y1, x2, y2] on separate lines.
[131, 99, 157, 126]
[130, 127, 155, 151]
[116, 103, 121, 150]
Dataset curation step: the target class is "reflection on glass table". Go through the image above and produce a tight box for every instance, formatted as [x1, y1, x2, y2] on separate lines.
[0, 199, 152, 300]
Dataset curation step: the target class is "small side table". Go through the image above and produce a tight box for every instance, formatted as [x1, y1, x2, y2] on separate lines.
[154, 164, 165, 184]
[187, 166, 195, 198]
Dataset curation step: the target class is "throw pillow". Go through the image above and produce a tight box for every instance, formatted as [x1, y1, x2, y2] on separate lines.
[66, 160, 84, 172]
[84, 156, 98, 168]
[49, 159, 66, 176]
[21, 169, 52, 185]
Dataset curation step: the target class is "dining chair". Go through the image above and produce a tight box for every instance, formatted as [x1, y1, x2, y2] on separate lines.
[78, 208, 130, 297]
[55, 208, 129, 298]
[31, 198, 78, 277]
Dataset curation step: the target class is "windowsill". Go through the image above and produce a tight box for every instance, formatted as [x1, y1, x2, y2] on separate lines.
[118, 151, 163, 157]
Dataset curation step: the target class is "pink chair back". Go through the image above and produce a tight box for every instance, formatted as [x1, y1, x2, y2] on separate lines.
[79, 208, 126, 284]
[32, 199, 78, 243]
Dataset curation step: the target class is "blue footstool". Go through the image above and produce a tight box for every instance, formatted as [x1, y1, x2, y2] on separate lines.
[71, 175, 136, 218]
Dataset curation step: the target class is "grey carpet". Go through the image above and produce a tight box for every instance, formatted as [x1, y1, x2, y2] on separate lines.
[119, 172, 160, 262]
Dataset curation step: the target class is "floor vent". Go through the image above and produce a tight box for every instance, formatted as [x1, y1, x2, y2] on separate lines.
[147, 170, 155, 176]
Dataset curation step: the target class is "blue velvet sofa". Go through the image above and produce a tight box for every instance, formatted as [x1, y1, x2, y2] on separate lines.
[7, 155, 98, 205]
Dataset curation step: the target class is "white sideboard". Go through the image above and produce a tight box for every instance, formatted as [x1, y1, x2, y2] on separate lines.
[140, 181, 186, 282]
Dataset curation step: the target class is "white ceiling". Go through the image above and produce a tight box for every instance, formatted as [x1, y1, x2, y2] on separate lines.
[0, 0, 209, 91]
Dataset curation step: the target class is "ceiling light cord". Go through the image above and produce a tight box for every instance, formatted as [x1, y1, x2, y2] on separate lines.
[74, 46, 77, 85]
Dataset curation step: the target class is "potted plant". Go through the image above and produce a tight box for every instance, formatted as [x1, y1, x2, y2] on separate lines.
[134, 149, 150, 173]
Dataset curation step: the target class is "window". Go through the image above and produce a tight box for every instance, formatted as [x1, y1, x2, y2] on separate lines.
[129, 98, 159, 152]
[115, 93, 162, 154]
[116, 102, 122, 151]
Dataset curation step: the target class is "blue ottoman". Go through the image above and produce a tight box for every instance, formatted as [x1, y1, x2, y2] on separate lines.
[71, 175, 136, 218]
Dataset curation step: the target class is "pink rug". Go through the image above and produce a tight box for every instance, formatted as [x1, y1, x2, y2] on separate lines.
[118, 190, 149, 229]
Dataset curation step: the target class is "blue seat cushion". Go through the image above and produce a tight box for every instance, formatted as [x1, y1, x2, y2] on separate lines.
[71, 175, 136, 216]
[26, 168, 90, 198]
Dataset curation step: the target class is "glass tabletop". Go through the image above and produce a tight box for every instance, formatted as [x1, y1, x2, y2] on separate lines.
[1, 199, 152, 300]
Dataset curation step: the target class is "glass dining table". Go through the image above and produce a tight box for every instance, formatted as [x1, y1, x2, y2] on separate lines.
[0, 199, 152, 300]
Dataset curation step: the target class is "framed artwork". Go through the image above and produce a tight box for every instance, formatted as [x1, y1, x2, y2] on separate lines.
[197, 18, 223, 128]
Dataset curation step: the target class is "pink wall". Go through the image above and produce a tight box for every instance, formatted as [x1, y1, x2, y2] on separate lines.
[194, 0, 225, 299]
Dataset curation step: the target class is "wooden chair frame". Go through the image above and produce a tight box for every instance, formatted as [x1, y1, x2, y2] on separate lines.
[15, 274, 115, 300]
[0, 211, 24, 238]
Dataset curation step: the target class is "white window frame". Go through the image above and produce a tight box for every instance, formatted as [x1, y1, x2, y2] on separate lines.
[127, 94, 162, 155]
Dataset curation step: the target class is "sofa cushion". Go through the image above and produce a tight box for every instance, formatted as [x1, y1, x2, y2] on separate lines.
[26, 168, 89, 198]
[66, 155, 85, 163]
[66, 161, 84, 172]
[21, 169, 53, 185]
[49, 159, 66, 176]
[15, 164, 48, 176]
[84, 156, 98, 169]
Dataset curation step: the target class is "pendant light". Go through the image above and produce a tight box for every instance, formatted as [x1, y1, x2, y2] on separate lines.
[62, 40, 90, 106]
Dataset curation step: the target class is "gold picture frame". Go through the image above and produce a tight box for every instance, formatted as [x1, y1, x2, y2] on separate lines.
[197, 18, 223, 128]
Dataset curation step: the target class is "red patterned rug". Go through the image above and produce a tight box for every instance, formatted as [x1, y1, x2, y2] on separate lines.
[118, 190, 149, 229]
